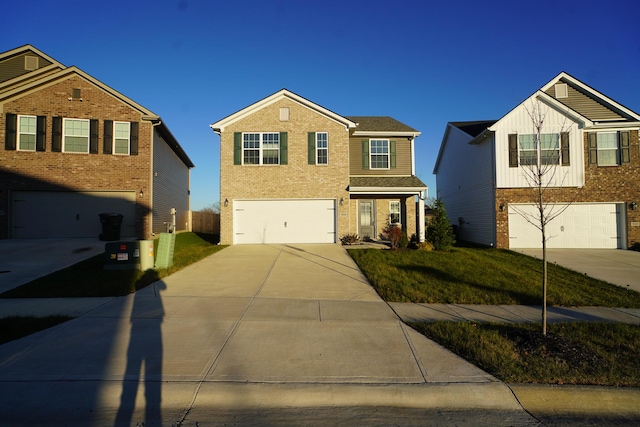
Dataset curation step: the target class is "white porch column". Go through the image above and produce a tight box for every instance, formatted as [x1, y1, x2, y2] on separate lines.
[418, 195, 425, 242]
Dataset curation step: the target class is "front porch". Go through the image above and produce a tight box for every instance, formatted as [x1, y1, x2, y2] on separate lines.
[348, 176, 427, 242]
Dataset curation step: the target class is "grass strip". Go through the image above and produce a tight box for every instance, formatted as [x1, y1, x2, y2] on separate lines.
[412, 321, 640, 386]
[348, 247, 640, 307]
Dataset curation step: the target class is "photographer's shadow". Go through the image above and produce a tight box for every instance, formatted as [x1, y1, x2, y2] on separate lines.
[115, 279, 166, 427]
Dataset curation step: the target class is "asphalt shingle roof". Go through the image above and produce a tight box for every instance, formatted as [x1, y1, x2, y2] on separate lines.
[345, 116, 418, 133]
[350, 176, 427, 189]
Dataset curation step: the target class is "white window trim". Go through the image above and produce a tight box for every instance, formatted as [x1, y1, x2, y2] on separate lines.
[62, 118, 90, 153]
[242, 132, 280, 165]
[370, 139, 390, 170]
[596, 131, 619, 166]
[113, 121, 131, 155]
[316, 132, 328, 165]
[17, 115, 37, 152]
[389, 201, 401, 225]
[518, 133, 561, 166]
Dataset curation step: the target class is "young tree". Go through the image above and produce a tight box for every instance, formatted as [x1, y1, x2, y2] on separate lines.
[509, 100, 575, 335]
[426, 198, 456, 251]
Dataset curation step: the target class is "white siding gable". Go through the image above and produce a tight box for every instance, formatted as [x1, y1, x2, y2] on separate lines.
[436, 125, 497, 246]
[492, 95, 586, 189]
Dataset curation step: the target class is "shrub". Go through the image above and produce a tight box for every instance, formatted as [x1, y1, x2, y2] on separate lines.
[340, 233, 360, 245]
[426, 199, 456, 251]
[381, 222, 407, 250]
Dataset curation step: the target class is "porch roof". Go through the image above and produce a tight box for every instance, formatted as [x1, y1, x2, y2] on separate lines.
[349, 176, 427, 195]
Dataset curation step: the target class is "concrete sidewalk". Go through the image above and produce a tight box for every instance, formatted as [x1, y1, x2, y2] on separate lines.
[0, 244, 540, 426]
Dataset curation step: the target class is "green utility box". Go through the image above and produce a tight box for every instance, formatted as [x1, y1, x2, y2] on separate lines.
[104, 240, 155, 271]
[155, 233, 175, 269]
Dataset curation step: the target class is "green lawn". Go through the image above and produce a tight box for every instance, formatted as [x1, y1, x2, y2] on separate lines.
[347, 247, 640, 307]
[413, 321, 640, 386]
[1, 232, 225, 298]
[348, 246, 640, 386]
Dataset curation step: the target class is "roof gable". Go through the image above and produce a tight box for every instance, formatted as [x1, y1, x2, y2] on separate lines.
[0, 45, 63, 85]
[210, 89, 356, 133]
[540, 72, 640, 122]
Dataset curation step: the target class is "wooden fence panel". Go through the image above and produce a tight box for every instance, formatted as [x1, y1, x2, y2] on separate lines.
[192, 211, 220, 235]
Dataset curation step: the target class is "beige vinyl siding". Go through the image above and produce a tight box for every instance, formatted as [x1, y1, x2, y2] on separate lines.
[349, 136, 412, 175]
[545, 81, 623, 121]
[0, 53, 53, 83]
[152, 130, 190, 233]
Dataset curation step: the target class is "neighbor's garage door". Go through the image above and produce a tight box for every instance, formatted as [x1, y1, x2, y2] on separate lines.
[508, 203, 621, 248]
[11, 191, 136, 239]
[233, 199, 336, 244]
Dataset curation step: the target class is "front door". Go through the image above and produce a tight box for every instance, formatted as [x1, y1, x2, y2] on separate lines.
[359, 200, 375, 240]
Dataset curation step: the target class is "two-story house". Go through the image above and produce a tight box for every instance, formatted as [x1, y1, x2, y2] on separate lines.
[210, 89, 427, 245]
[434, 72, 640, 249]
[0, 45, 194, 239]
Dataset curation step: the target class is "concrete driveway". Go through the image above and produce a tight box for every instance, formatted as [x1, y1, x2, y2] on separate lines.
[514, 248, 640, 293]
[0, 244, 539, 426]
[0, 238, 105, 293]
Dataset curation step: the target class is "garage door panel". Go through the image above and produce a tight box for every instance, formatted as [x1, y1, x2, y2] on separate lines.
[12, 191, 136, 239]
[509, 203, 620, 249]
[234, 200, 336, 244]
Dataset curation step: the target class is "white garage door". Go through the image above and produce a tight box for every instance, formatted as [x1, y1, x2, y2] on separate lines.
[233, 199, 336, 244]
[508, 203, 622, 249]
[11, 191, 136, 239]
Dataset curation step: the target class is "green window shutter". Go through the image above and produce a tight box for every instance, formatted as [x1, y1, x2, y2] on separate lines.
[233, 132, 242, 165]
[35, 116, 46, 151]
[89, 119, 99, 154]
[308, 132, 316, 164]
[508, 134, 518, 167]
[52, 116, 62, 152]
[130, 122, 139, 155]
[588, 133, 597, 165]
[560, 132, 570, 166]
[619, 131, 630, 164]
[390, 140, 396, 169]
[361, 139, 369, 169]
[5, 113, 17, 150]
[103, 120, 113, 154]
[280, 131, 288, 165]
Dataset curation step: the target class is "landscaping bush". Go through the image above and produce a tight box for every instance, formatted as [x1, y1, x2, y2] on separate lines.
[340, 233, 360, 245]
[426, 199, 456, 251]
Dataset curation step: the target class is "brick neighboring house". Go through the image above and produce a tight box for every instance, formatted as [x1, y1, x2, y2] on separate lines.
[210, 89, 427, 245]
[0, 45, 194, 239]
[434, 72, 640, 249]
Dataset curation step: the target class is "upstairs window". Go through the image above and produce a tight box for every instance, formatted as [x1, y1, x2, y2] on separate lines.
[316, 132, 328, 165]
[113, 121, 131, 155]
[513, 133, 565, 167]
[370, 139, 389, 169]
[18, 115, 37, 151]
[596, 132, 619, 166]
[243, 132, 280, 165]
[63, 118, 89, 153]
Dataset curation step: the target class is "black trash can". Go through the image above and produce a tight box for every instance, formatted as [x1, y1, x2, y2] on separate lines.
[99, 213, 124, 241]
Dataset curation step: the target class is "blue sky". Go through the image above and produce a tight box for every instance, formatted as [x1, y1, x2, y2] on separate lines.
[3, 0, 639, 210]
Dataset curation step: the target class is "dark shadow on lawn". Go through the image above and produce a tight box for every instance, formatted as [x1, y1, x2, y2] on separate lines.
[400, 264, 540, 305]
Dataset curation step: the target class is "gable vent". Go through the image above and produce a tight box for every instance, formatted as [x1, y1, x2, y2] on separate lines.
[24, 55, 39, 71]
[555, 83, 568, 99]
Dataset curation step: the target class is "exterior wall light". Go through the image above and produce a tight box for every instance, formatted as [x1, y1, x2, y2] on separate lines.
[499, 203, 506, 212]
[224, 198, 229, 207]
[339, 197, 344, 206]
[630, 202, 638, 210]
[139, 189, 143, 198]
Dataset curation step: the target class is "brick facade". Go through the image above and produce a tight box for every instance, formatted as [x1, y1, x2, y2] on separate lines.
[496, 130, 640, 248]
[0, 75, 155, 238]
